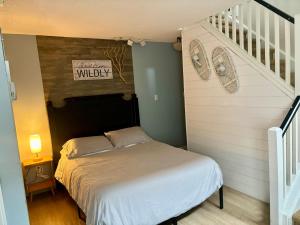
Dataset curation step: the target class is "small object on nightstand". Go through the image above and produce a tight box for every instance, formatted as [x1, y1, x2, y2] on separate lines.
[22, 156, 56, 202]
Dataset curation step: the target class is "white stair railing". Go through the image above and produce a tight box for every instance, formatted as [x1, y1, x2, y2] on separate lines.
[206, 0, 295, 90]
[268, 96, 300, 225]
[204, 1, 300, 224]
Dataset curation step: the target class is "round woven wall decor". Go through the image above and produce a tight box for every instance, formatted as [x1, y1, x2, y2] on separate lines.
[189, 39, 211, 80]
[212, 46, 239, 93]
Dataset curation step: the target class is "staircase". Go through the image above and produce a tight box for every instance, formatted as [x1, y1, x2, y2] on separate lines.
[202, 0, 296, 97]
[201, 1, 300, 225]
[209, 16, 295, 88]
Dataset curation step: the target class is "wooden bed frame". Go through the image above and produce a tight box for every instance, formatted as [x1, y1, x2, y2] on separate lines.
[47, 93, 223, 225]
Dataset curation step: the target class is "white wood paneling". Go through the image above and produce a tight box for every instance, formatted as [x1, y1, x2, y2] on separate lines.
[188, 141, 268, 171]
[182, 24, 293, 202]
[189, 128, 268, 152]
[188, 119, 268, 140]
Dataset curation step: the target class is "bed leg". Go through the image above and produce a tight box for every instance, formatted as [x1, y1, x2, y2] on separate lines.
[219, 186, 224, 209]
[77, 206, 85, 221]
[77, 206, 81, 219]
[172, 218, 178, 225]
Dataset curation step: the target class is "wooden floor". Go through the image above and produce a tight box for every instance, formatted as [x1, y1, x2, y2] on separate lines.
[294, 211, 300, 225]
[27, 186, 269, 225]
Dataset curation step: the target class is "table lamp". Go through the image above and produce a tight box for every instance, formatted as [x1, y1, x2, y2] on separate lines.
[30, 134, 42, 161]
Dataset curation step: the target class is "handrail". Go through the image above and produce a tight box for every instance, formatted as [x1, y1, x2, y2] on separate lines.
[280, 96, 300, 136]
[254, 0, 295, 24]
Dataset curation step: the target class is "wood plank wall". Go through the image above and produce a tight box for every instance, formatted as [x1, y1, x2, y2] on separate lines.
[36, 36, 134, 106]
[182, 25, 293, 202]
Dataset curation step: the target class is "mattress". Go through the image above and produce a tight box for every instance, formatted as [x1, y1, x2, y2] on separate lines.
[55, 140, 223, 225]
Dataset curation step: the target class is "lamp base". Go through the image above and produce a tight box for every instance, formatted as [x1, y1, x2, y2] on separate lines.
[32, 157, 42, 162]
[32, 153, 42, 162]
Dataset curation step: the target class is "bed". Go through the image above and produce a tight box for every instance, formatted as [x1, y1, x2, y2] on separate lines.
[47, 94, 223, 225]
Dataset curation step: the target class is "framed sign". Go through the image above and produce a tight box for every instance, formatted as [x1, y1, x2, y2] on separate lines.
[72, 60, 113, 80]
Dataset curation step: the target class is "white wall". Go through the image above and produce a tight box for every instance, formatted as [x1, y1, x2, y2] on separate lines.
[182, 25, 293, 202]
[0, 34, 29, 225]
[3, 34, 52, 161]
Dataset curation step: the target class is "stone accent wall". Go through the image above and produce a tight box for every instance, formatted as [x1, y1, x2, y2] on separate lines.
[36, 36, 134, 106]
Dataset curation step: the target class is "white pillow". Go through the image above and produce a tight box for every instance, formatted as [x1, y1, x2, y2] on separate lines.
[62, 136, 113, 159]
[104, 126, 151, 148]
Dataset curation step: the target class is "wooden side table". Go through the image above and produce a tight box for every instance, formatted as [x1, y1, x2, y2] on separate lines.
[22, 156, 56, 201]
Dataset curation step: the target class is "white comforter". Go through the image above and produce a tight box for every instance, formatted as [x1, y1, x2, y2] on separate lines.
[55, 140, 223, 225]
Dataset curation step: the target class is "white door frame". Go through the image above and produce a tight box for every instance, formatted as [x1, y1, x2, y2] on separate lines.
[0, 183, 7, 225]
[0, 32, 30, 225]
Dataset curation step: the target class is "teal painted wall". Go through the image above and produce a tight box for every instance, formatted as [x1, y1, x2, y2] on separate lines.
[132, 43, 186, 147]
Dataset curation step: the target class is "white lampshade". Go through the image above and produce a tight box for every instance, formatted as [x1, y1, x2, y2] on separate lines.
[29, 134, 42, 154]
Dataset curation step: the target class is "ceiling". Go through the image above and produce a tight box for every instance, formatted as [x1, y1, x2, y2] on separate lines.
[0, 0, 241, 42]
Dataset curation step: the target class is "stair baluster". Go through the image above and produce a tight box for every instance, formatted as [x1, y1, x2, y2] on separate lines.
[256, 4, 261, 62]
[232, 6, 237, 43]
[238, 4, 244, 50]
[274, 14, 280, 79]
[264, 8, 271, 70]
[247, 2, 253, 57]
[285, 21, 291, 86]
[206, 0, 295, 89]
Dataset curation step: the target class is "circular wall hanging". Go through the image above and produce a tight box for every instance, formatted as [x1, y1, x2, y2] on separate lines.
[189, 39, 211, 80]
[212, 46, 239, 93]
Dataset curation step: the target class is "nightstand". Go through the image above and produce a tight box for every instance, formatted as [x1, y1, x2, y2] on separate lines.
[22, 156, 56, 201]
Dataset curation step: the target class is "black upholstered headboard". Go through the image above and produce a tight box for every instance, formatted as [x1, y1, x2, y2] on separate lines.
[47, 93, 140, 164]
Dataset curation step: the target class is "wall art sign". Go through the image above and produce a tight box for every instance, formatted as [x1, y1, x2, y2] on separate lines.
[72, 60, 113, 80]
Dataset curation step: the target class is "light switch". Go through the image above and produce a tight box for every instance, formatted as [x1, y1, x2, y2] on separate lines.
[154, 94, 158, 101]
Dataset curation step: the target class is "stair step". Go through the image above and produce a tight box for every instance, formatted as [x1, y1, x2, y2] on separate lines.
[293, 210, 300, 225]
